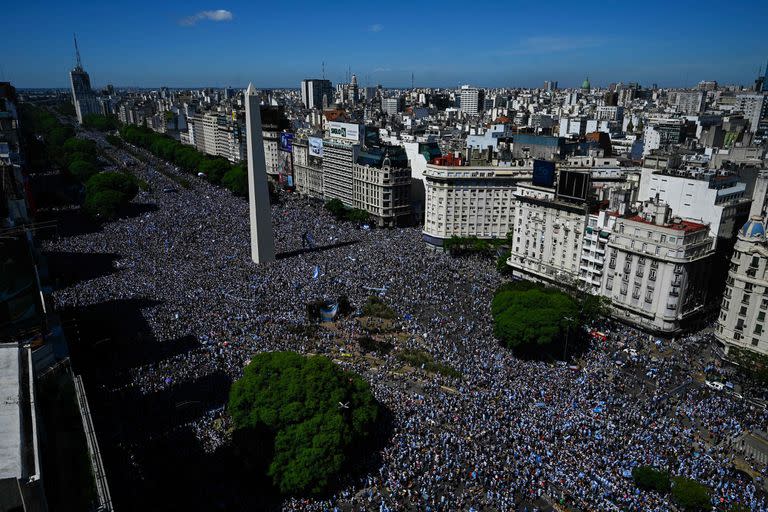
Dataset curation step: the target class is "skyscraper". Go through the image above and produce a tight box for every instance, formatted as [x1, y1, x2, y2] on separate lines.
[300, 79, 333, 110]
[69, 35, 99, 124]
[245, 83, 275, 264]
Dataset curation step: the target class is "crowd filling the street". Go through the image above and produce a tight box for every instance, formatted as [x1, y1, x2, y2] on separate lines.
[41, 137, 768, 512]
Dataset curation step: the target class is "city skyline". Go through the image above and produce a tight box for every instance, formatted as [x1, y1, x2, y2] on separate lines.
[3, 0, 768, 89]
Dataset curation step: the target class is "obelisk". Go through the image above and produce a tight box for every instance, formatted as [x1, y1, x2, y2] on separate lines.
[245, 83, 275, 263]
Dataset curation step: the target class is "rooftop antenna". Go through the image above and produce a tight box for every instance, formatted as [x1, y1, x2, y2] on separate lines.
[322, 61, 325, 80]
[411, 72, 414, 90]
[73, 33, 82, 68]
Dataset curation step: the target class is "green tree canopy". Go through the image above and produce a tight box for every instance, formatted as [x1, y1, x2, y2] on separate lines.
[68, 160, 99, 182]
[228, 352, 379, 495]
[63, 137, 97, 157]
[85, 172, 138, 199]
[83, 189, 125, 220]
[671, 477, 711, 511]
[491, 281, 579, 351]
[222, 165, 248, 196]
[632, 466, 671, 493]
[82, 114, 120, 131]
[199, 157, 232, 184]
[325, 198, 346, 219]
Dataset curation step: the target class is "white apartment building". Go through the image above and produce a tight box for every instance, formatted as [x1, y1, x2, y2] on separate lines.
[579, 210, 617, 293]
[422, 165, 530, 246]
[460, 86, 482, 116]
[601, 199, 714, 333]
[674, 91, 704, 114]
[263, 127, 280, 176]
[638, 168, 751, 242]
[381, 97, 400, 116]
[186, 113, 246, 163]
[716, 217, 768, 358]
[596, 106, 624, 122]
[735, 94, 767, 132]
[507, 183, 589, 285]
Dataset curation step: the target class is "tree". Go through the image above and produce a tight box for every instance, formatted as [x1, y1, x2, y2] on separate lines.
[198, 158, 232, 184]
[325, 198, 346, 220]
[85, 172, 138, 200]
[222, 165, 248, 196]
[82, 114, 120, 131]
[632, 466, 671, 493]
[68, 160, 99, 182]
[346, 208, 370, 223]
[491, 281, 579, 352]
[671, 477, 711, 511]
[83, 189, 125, 219]
[228, 352, 379, 495]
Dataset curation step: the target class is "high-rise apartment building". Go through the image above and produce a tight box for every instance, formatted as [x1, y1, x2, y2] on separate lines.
[301, 79, 334, 110]
[674, 91, 704, 114]
[459, 85, 484, 116]
[69, 36, 100, 124]
[735, 94, 767, 132]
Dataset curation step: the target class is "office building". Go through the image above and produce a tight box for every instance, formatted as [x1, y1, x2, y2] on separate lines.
[322, 121, 362, 206]
[69, 36, 100, 124]
[716, 217, 768, 358]
[354, 146, 411, 226]
[638, 168, 751, 242]
[579, 210, 617, 293]
[422, 164, 530, 247]
[601, 198, 714, 333]
[300, 79, 334, 110]
[459, 85, 484, 116]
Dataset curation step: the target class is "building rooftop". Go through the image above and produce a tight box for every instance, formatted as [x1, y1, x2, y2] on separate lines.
[625, 214, 708, 233]
[0, 343, 20, 479]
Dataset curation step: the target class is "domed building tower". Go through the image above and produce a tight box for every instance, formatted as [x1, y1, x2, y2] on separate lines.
[716, 216, 768, 359]
[581, 77, 591, 92]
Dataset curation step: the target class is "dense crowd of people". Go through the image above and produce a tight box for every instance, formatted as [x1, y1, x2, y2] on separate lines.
[43, 139, 768, 511]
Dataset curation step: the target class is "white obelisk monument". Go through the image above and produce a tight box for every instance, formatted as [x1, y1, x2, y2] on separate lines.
[245, 83, 275, 263]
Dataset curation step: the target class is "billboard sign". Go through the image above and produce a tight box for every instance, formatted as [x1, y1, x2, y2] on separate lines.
[278, 151, 294, 190]
[279, 132, 294, 153]
[556, 170, 590, 202]
[308, 137, 324, 157]
[532, 159, 556, 187]
[328, 121, 360, 142]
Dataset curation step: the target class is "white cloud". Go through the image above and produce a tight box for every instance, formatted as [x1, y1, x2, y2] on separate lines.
[180, 9, 234, 26]
[497, 36, 604, 56]
[369, 24, 383, 32]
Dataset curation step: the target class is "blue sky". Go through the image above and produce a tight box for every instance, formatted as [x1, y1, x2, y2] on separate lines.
[4, 0, 767, 89]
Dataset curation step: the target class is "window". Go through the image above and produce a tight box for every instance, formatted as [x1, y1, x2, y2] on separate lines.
[649, 269, 656, 281]
[752, 338, 760, 347]
[740, 306, 748, 316]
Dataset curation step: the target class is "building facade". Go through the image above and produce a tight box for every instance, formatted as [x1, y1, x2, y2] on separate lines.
[422, 165, 529, 246]
[353, 147, 411, 227]
[507, 183, 589, 285]
[601, 199, 714, 333]
[716, 217, 768, 358]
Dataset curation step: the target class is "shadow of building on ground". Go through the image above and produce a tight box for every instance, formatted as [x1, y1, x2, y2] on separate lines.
[44, 251, 121, 289]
